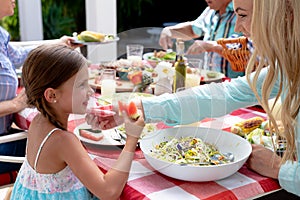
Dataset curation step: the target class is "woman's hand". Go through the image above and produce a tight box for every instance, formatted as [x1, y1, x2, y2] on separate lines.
[246, 144, 281, 179]
[12, 88, 28, 112]
[59, 35, 83, 49]
[85, 99, 144, 130]
[0, 88, 28, 117]
[85, 110, 124, 130]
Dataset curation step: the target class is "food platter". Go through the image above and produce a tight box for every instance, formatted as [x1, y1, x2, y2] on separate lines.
[72, 36, 120, 45]
[74, 122, 157, 146]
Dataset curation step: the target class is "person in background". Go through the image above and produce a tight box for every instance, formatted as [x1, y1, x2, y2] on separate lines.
[10, 44, 145, 199]
[0, 0, 81, 174]
[159, 0, 244, 78]
[88, 0, 300, 197]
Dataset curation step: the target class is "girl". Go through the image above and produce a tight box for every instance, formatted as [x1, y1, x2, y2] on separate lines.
[10, 43, 145, 199]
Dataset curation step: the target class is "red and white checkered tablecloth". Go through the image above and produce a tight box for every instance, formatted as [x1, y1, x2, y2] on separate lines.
[69, 106, 281, 200]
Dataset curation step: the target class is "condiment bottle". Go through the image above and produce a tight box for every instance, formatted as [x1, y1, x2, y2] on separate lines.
[173, 39, 186, 92]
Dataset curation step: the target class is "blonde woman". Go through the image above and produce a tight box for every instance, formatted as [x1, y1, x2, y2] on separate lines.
[243, 0, 300, 196]
[88, 0, 300, 197]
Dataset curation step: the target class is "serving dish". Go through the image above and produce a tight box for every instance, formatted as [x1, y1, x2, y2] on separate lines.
[72, 36, 120, 45]
[140, 126, 252, 182]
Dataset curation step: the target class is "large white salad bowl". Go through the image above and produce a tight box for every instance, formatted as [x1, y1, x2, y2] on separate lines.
[139, 126, 252, 182]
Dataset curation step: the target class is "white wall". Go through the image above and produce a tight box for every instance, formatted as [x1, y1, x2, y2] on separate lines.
[17, 0, 43, 41]
[85, 0, 117, 63]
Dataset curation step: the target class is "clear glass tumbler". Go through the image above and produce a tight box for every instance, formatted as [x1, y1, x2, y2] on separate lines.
[100, 69, 116, 98]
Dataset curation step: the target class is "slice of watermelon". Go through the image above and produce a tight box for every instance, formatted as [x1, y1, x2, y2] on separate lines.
[127, 101, 140, 120]
[118, 101, 140, 120]
[79, 129, 104, 141]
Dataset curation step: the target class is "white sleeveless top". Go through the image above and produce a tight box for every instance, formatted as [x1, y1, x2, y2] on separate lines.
[10, 128, 99, 200]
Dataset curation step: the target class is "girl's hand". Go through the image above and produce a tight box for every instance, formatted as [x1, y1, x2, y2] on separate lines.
[123, 110, 145, 139]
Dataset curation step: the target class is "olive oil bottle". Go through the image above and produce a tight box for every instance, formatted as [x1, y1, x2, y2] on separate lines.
[173, 39, 186, 92]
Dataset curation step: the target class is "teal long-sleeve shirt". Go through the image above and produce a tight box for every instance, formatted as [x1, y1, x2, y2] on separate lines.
[142, 67, 300, 196]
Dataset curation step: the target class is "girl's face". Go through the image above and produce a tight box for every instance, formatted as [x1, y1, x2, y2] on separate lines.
[0, 0, 15, 19]
[233, 0, 253, 38]
[57, 65, 94, 115]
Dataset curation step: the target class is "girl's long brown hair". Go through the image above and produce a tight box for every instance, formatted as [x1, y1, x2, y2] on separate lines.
[22, 44, 88, 130]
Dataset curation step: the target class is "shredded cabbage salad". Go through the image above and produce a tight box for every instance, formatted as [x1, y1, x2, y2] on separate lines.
[150, 136, 232, 166]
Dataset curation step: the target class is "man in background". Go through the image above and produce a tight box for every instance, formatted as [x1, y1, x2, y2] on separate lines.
[159, 0, 244, 78]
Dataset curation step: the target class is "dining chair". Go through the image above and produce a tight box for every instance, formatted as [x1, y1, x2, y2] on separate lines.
[0, 131, 27, 164]
[0, 130, 27, 199]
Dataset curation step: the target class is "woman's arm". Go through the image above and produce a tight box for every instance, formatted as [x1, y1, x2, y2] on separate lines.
[277, 115, 300, 196]
[141, 67, 279, 126]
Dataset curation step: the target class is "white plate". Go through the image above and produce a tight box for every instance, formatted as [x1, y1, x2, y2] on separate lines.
[143, 52, 156, 60]
[200, 70, 225, 83]
[140, 127, 252, 182]
[74, 122, 123, 146]
[72, 36, 120, 45]
[74, 122, 157, 146]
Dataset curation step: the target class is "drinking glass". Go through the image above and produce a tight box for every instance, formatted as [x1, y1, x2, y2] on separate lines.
[100, 69, 116, 98]
[186, 58, 204, 88]
[126, 44, 144, 62]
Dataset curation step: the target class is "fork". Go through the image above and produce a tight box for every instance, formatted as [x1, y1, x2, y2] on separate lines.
[111, 129, 126, 145]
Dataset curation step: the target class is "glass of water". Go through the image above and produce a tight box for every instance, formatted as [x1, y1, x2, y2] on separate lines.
[100, 69, 116, 98]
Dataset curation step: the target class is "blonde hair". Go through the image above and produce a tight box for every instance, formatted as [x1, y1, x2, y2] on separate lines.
[246, 0, 300, 163]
